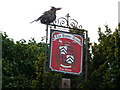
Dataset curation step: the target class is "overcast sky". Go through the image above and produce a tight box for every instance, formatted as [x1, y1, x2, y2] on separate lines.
[0, 0, 119, 43]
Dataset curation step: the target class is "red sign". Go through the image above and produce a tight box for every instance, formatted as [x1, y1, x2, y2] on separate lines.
[49, 30, 83, 75]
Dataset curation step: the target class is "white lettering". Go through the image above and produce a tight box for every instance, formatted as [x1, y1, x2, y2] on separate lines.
[52, 33, 82, 45]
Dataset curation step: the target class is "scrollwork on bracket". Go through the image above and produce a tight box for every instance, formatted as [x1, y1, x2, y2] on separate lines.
[57, 17, 68, 27]
[53, 13, 82, 29]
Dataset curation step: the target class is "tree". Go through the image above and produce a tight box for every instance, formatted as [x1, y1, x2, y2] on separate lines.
[31, 42, 63, 89]
[2, 32, 40, 88]
[87, 25, 120, 89]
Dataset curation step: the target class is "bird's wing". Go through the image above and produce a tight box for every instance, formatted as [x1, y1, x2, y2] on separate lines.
[43, 11, 56, 20]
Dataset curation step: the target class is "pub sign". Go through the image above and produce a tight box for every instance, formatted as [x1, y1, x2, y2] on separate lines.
[49, 29, 83, 75]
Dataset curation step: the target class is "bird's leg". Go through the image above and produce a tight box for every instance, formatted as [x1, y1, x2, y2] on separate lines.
[52, 21, 56, 28]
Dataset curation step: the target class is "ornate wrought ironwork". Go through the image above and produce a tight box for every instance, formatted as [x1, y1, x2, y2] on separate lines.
[49, 13, 82, 30]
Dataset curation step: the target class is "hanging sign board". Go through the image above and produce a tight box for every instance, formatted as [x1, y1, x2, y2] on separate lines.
[49, 29, 83, 75]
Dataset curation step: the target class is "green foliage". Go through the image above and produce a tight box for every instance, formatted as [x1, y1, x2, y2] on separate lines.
[31, 52, 45, 88]
[2, 32, 41, 88]
[32, 49, 63, 88]
[87, 25, 120, 89]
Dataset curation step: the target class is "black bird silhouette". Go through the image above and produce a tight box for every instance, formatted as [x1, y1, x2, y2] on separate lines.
[30, 6, 61, 24]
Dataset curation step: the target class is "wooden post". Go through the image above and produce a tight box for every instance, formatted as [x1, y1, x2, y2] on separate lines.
[61, 78, 71, 89]
[0, 33, 2, 90]
[44, 24, 48, 76]
[85, 31, 88, 82]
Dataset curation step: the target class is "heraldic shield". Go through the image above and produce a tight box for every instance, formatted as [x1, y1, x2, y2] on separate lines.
[49, 29, 83, 75]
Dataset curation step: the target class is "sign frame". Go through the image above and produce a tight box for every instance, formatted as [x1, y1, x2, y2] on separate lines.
[49, 29, 84, 75]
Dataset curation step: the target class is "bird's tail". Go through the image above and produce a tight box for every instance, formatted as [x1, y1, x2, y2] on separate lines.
[30, 20, 37, 24]
[30, 16, 42, 24]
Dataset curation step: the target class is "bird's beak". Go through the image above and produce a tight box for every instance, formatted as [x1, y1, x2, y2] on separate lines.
[56, 8, 61, 10]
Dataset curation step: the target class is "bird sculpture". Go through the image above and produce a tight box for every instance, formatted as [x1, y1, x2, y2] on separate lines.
[30, 6, 61, 24]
